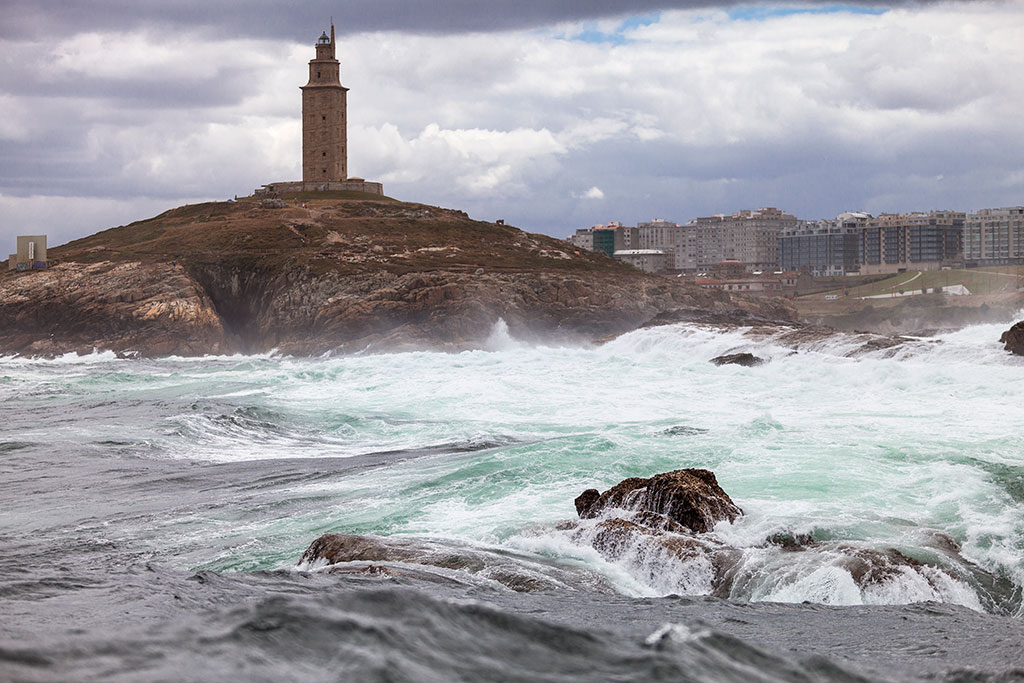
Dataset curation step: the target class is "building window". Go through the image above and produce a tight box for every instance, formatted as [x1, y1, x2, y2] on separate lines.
[322, 115, 326, 121]
[317, 71, 321, 78]
[322, 151, 326, 157]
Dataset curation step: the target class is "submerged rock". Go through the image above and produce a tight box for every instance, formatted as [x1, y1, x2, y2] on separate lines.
[575, 468, 743, 534]
[660, 425, 709, 436]
[1000, 321, 1024, 356]
[297, 532, 612, 593]
[709, 352, 766, 367]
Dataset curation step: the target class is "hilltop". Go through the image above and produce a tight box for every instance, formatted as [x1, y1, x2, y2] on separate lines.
[0, 193, 793, 357]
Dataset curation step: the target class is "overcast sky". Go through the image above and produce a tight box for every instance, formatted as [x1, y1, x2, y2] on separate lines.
[2, 1, 1023, 247]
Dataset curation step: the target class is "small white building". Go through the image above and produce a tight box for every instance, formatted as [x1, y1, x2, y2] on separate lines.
[8, 235, 47, 271]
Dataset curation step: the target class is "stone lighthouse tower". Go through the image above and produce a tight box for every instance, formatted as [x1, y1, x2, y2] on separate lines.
[254, 25, 381, 196]
[301, 24, 348, 182]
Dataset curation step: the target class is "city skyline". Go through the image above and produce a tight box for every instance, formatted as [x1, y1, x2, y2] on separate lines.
[2, 1, 1024, 246]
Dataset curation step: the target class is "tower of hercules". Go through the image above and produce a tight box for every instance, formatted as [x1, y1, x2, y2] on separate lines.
[254, 24, 381, 196]
[301, 24, 348, 182]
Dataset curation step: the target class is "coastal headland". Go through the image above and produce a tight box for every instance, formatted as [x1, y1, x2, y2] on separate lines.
[0, 192, 795, 358]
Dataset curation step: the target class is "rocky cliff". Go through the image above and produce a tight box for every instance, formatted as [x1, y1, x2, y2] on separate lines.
[0, 194, 794, 357]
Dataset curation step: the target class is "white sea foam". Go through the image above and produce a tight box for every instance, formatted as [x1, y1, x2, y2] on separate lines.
[3, 316, 1021, 612]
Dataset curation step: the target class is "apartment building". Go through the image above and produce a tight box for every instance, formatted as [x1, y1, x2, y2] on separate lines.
[778, 212, 869, 277]
[589, 222, 639, 258]
[679, 208, 798, 272]
[963, 207, 1024, 266]
[860, 211, 964, 275]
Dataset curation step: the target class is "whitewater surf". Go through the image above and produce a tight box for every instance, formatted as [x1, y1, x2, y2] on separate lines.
[2, 318, 1022, 681]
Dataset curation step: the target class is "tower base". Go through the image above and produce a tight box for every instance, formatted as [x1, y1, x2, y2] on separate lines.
[255, 179, 384, 197]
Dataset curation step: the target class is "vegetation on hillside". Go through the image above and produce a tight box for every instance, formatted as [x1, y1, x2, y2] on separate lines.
[51, 196, 640, 278]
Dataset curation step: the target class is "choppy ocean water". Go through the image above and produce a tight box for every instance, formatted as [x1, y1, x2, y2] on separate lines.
[2, 319, 1023, 682]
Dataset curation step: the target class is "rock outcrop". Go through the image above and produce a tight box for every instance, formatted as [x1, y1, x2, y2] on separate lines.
[297, 532, 612, 593]
[710, 352, 766, 367]
[0, 196, 795, 357]
[297, 470, 1008, 607]
[1000, 321, 1024, 356]
[574, 468, 743, 533]
[0, 261, 228, 356]
[560, 470, 1006, 603]
[638, 307, 933, 359]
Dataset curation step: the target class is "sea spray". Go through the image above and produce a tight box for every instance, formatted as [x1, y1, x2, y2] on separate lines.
[1, 319, 1022, 615]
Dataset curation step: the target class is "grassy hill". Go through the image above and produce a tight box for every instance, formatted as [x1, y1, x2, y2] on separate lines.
[50, 194, 637, 278]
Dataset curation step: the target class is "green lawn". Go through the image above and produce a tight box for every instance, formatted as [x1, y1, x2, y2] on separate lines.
[842, 266, 1023, 298]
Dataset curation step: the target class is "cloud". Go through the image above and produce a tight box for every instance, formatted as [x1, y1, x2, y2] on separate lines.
[2, 1, 1023, 247]
[580, 186, 606, 199]
[1, 1, 928, 40]
[0, 193, 212, 247]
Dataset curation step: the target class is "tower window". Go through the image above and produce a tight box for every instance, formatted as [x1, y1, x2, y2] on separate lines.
[322, 115, 326, 121]
[322, 152, 326, 157]
[317, 71, 321, 78]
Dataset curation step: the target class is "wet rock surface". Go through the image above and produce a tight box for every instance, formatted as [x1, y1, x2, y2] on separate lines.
[574, 468, 743, 533]
[710, 352, 766, 367]
[297, 469, 1020, 622]
[639, 306, 934, 359]
[298, 532, 612, 593]
[1001, 320, 1024, 356]
[562, 470, 1014, 612]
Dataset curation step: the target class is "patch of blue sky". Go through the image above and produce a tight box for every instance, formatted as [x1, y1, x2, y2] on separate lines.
[563, 11, 661, 45]
[728, 4, 888, 21]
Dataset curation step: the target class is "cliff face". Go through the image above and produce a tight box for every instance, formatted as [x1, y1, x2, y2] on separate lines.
[0, 261, 229, 356]
[0, 195, 794, 357]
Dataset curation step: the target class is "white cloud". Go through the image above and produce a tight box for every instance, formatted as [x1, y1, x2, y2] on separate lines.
[580, 186, 605, 199]
[0, 193, 212, 247]
[3, 2, 1024, 240]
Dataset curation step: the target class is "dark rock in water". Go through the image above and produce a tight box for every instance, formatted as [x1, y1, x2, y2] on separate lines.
[661, 425, 709, 436]
[574, 489, 601, 517]
[764, 531, 817, 551]
[710, 352, 765, 367]
[587, 518, 703, 561]
[576, 477, 648, 520]
[574, 517, 742, 598]
[575, 469, 742, 533]
[644, 469, 744, 532]
[298, 532, 613, 593]
[835, 545, 925, 586]
[1000, 320, 1024, 356]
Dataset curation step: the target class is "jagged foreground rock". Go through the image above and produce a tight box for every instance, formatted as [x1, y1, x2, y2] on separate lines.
[297, 532, 614, 593]
[573, 468, 742, 533]
[0, 196, 793, 357]
[297, 468, 1018, 611]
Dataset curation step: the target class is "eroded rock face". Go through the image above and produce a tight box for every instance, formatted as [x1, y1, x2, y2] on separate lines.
[0, 197, 798, 357]
[0, 260, 795, 357]
[1000, 321, 1024, 356]
[0, 262, 228, 357]
[575, 468, 743, 533]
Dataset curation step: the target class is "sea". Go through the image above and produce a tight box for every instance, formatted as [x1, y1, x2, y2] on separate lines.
[2, 318, 1023, 682]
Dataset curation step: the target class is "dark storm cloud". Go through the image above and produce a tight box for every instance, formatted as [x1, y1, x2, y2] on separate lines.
[2, 0, 926, 39]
